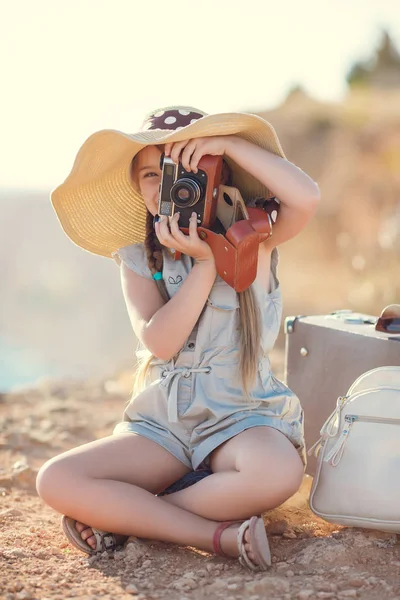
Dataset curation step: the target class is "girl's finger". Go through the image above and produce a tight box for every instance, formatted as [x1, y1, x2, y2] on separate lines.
[170, 140, 189, 164]
[180, 140, 197, 172]
[156, 215, 172, 245]
[188, 211, 200, 239]
[169, 212, 189, 246]
[189, 147, 204, 174]
[164, 143, 172, 157]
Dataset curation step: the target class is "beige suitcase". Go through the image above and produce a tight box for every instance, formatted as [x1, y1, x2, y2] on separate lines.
[284, 309, 400, 475]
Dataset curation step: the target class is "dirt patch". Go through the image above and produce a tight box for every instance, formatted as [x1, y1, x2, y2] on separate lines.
[0, 374, 399, 600]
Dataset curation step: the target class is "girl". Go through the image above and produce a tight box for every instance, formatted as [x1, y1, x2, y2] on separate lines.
[37, 106, 320, 570]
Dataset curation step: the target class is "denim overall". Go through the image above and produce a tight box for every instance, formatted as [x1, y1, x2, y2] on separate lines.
[113, 243, 306, 469]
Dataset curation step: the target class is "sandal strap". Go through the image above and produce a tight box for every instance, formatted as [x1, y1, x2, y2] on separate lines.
[237, 519, 260, 571]
[212, 521, 237, 556]
[92, 528, 117, 553]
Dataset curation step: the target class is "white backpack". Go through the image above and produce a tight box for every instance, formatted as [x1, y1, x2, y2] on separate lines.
[309, 366, 400, 533]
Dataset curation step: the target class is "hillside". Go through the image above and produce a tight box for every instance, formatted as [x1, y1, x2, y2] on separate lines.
[1, 87, 399, 390]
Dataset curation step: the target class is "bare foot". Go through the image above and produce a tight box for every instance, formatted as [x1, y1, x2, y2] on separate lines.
[219, 524, 259, 564]
[74, 521, 128, 551]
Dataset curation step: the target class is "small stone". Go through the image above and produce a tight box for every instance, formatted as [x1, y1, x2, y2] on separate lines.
[141, 559, 152, 568]
[196, 569, 207, 577]
[338, 591, 357, 598]
[246, 576, 290, 595]
[0, 508, 23, 519]
[125, 541, 146, 565]
[298, 591, 314, 599]
[125, 583, 139, 595]
[16, 592, 31, 600]
[266, 519, 288, 535]
[316, 593, 336, 599]
[29, 431, 54, 444]
[285, 570, 295, 577]
[182, 571, 196, 580]
[0, 477, 12, 489]
[3, 548, 26, 558]
[283, 531, 297, 539]
[227, 583, 239, 590]
[228, 576, 243, 584]
[207, 580, 226, 591]
[347, 579, 364, 588]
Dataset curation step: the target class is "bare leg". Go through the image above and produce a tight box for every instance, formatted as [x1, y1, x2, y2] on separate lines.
[37, 428, 303, 561]
[36, 433, 253, 558]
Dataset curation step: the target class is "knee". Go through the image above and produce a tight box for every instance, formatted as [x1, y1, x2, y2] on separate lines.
[276, 457, 304, 500]
[247, 453, 304, 507]
[36, 456, 73, 506]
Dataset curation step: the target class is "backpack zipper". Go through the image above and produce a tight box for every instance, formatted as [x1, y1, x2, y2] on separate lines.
[309, 386, 400, 459]
[344, 414, 400, 425]
[324, 413, 400, 466]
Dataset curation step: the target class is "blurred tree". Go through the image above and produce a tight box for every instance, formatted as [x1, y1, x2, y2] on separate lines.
[346, 29, 400, 89]
[283, 83, 310, 103]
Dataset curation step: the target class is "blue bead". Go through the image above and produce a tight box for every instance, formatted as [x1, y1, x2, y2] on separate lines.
[153, 272, 163, 281]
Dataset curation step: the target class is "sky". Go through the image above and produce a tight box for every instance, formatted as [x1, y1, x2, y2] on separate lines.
[1, 0, 399, 190]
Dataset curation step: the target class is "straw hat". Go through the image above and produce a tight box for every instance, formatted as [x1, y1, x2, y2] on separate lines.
[51, 106, 286, 257]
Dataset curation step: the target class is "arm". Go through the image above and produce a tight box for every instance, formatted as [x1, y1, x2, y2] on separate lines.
[120, 222, 217, 362]
[166, 135, 321, 249]
[224, 137, 321, 248]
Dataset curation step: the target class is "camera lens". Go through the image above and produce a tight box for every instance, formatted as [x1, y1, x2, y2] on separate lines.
[170, 178, 201, 208]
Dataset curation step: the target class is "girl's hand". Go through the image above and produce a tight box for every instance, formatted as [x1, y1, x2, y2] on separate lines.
[164, 136, 232, 173]
[155, 212, 215, 265]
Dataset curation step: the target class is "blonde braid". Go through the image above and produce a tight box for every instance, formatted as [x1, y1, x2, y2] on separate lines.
[144, 211, 169, 302]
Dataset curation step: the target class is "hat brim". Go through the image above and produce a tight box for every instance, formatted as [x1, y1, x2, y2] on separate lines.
[51, 112, 286, 258]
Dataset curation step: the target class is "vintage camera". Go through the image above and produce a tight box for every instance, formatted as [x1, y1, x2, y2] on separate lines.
[158, 154, 223, 229]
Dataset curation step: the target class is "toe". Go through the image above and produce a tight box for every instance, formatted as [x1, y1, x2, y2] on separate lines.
[244, 530, 257, 565]
[75, 521, 85, 533]
[244, 541, 256, 563]
[80, 527, 94, 541]
[86, 535, 97, 550]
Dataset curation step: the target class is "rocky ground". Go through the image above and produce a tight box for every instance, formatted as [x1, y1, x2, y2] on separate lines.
[1, 370, 399, 600]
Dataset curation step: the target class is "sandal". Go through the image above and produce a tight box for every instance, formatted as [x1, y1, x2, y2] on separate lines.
[212, 516, 271, 571]
[61, 516, 128, 555]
